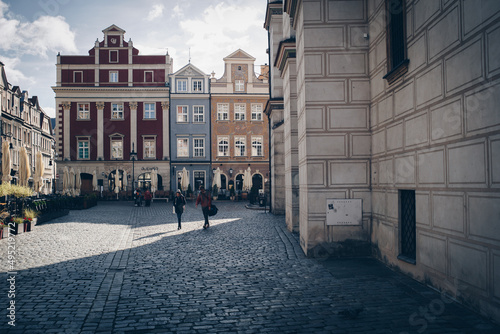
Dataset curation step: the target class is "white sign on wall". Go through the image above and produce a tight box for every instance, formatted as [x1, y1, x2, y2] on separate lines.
[326, 199, 363, 226]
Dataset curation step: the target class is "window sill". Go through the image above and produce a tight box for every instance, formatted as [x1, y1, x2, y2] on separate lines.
[110, 118, 125, 121]
[383, 59, 409, 85]
[143, 118, 157, 121]
[76, 118, 91, 121]
[397, 254, 416, 265]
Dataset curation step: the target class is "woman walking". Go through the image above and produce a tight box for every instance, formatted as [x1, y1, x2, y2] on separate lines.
[195, 185, 211, 229]
[173, 189, 186, 230]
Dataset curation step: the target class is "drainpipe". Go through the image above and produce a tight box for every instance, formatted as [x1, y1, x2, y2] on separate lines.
[267, 29, 273, 213]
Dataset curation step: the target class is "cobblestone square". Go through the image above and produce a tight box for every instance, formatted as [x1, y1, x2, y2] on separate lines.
[1, 201, 499, 333]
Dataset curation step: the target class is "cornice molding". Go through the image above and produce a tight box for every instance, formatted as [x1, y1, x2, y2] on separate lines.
[264, 98, 284, 116]
[275, 38, 296, 72]
[264, 1, 284, 29]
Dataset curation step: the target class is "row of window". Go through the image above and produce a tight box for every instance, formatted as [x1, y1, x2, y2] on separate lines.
[176, 79, 204, 92]
[73, 71, 243, 94]
[77, 137, 157, 160]
[76, 135, 265, 160]
[216, 136, 263, 157]
[73, 71, 158, 83]
[77, 103, 156, 120]
[216, 103, 262, 121]
[75, 102, 264, 122]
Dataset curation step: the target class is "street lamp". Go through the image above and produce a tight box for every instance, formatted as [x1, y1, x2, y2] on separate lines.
[130, 142, 137, 196]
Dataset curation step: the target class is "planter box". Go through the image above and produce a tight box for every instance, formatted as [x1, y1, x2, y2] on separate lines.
[24, 220, 32, 232]
[10, 223, 23, 235]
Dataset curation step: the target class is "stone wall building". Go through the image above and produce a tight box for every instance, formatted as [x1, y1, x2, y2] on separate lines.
[265, 0, 500, 322]
[1, 62, 55, 193]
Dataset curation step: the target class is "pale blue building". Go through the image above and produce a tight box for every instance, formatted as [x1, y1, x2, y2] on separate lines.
[169, 63, 211, 195]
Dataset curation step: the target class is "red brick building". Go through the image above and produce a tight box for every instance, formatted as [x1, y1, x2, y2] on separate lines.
[53, 25, 172, 195]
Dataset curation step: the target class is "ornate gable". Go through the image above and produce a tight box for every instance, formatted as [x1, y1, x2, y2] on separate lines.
[224, 49, 255, 61]
[173, 63, 207, 78]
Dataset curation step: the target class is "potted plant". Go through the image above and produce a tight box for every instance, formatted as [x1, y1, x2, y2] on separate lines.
[187, 184, 193, 199]
[23, 208, 39, 232]
[229, 187, 235, 201]
[212, 184, 219, 200]
[11, 217, 24, 235]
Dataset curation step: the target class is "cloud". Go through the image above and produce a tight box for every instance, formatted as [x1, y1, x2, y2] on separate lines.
[146, 4, 164, 21]
[178, 2, 267, 74]
[0, 1, 77, 58]
[0, 55, 36, 85]
[42, 106, 56, 118]
[171, 4, 184, 19]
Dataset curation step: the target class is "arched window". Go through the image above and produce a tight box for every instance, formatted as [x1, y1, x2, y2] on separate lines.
[218, 137, 229, 156]
[138, 172, 151, 190]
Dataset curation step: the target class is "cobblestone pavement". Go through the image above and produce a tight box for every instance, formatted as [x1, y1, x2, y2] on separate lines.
[1, 201, 499, 333]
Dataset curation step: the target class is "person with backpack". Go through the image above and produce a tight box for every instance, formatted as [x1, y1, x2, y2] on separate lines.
[195, 185, 211, 229]
[173, 189, 187, 230]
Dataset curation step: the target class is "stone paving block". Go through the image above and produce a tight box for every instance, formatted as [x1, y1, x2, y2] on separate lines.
[1, 201, 499, 333]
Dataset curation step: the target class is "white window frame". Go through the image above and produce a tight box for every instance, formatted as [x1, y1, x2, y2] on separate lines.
[143, 138, 156, 159]
[111, 138, 123, 160]
[110, 71, 118, 83]
[235, 79, 245, 92]
[234, 136, 246, 157]
[144, 103, 156, 119]
[251, 136, 263, 157]
[217, 103, 229, 121]
[77, 103, 90, 120]
[218, 136, 229, 157]
[193, 138, 205, 157]
[177, 79, 187, 92]
[144, 71, 154, 83]
[193, 106, 204, 123]
[251, 103, 263, 121]
[77, 138, 90, 160]
[234, 103, 246, 121]
[177, 138, 189, 157]
[111, 103, 124, 119]
[73, 71, 83, 83]
[193, 80, 203, 92]
[177, 105, 188, 123]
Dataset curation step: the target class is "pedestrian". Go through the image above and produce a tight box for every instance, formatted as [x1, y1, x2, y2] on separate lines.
[144, 189, 152, 207]
[173, 189, 186, 230]
[134, 189, 142, 207]
[195, 185, 211, 229]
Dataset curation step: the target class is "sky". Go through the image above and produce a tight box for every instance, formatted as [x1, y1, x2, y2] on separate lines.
[0, 0, 269, 118]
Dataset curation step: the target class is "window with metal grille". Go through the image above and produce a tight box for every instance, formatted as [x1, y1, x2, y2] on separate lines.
[383, 0, 409, 84]
[399, 190, 416, 263]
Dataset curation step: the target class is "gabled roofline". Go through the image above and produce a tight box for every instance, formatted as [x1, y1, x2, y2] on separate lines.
[223, 49, 256, 62]
[171, 62, 209, 77]
[102, 24, 126, 34]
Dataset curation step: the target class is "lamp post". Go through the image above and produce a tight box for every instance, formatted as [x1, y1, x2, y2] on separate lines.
[130, 143, 137, 196]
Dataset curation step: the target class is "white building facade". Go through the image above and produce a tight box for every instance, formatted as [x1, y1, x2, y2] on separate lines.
[265, 0, 500, 322]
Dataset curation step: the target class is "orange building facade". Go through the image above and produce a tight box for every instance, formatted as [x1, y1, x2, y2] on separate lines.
[210, 50, 269, 198]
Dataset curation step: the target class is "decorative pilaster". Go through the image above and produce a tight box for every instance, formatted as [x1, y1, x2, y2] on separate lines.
[62, 102, 71, 160]
[96, 102, 105, 160]
[129, 102, 138, 155]
[161, 101, 170, 160]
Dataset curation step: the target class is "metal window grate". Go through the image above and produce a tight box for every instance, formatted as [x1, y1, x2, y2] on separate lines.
[400, 190, 416, 260]
[387, 0, 406, 70]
